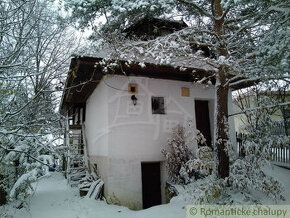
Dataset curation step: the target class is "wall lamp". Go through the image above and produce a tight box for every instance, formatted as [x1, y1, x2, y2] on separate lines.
[131, 95, 138, 106]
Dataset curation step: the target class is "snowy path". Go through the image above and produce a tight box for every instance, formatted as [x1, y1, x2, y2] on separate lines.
[1, 165, 290, 218]
[1, 173, 186, 218]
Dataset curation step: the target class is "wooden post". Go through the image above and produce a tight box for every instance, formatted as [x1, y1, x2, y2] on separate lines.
[285, 147, 288, 163]
[0, 174, 7, 206]
[288, 145, 290, 164]
[283, 147, 286, 163]
[65, 111, 70, 179]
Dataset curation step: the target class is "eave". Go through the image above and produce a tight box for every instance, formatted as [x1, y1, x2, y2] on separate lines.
[60, 56, 217, 111]
[60, 56, 255, 112]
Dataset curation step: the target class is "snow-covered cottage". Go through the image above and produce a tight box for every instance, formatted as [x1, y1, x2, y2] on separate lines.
[60, 18, 237, 210]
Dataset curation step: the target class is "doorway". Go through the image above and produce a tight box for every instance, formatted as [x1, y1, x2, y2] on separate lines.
[141, 162, 161, 209]
[195, 100, 212, 147]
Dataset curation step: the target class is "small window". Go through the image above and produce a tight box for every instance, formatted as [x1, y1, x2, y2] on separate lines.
[128, 83, 138, 94]
[152, 97, 165, 114]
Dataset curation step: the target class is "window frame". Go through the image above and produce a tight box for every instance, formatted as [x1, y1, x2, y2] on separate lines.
[151, 96, 165, 114]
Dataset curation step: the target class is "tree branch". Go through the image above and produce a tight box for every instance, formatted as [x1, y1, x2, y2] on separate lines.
[228, 101, 290, 117]
[176, 0, 211, 17]
[0, 144, 58, 171]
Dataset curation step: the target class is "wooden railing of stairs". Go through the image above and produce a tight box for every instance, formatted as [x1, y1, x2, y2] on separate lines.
[66, 119, 89, 187]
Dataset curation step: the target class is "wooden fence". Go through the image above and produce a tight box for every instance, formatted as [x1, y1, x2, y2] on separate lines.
[271, 146, 290, 164]
[236, 133, 290, 164]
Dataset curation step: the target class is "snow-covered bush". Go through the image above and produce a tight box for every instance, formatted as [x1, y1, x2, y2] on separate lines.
[0, 138, 57, 201]
[230, 159, 285, 202]
[168, 107, 287, 204]
[229, 105, 288, 202]
[171, 174, 226, 204]
[9, 169, 39, 200]
[162, 121, 215, 184]
[185, 146, 215, 178]
[161, 125, 191, 184]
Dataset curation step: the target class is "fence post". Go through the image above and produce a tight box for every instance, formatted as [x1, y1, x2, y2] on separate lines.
[283, 147, 286, 163]
[0, 174, 7, 206]
[289, 145, 290, 164]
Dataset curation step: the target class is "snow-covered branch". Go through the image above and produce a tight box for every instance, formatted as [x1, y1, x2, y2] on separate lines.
[177, 0, 211, 18]
[229, 101, 290, 117]
[0, 144, 57, 171]
[229, 75, 290, 88]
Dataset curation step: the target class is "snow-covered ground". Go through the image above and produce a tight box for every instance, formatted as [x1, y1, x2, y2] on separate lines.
[0, 174, 185, 218]
[1, 164, 290, 218]
[265, 164, 290, 204]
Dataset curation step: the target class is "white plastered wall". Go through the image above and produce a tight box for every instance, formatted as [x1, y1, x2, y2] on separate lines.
[85, 74, 235, 209]
[85, 81, 109, 195]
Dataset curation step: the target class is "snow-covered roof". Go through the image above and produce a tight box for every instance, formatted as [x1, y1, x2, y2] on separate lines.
[60, 52, 216, 111]
[60, 27, 250, 110]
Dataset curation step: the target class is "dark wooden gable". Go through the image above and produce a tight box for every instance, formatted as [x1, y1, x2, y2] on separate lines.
[124, 17, 187, 40]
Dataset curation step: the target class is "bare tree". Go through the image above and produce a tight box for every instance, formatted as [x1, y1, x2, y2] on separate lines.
[0, 0, 78, 202]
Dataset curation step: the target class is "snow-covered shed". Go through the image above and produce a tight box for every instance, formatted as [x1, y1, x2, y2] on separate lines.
[60, 18, 238, 210]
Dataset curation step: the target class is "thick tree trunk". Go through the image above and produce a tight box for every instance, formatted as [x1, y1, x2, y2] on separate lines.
[212, 0, 230, 178]
[216, 73, 230, 178]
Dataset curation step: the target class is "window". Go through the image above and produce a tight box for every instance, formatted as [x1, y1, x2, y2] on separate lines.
[128, 83, 138, 94]
[152, 97, 165, 114]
